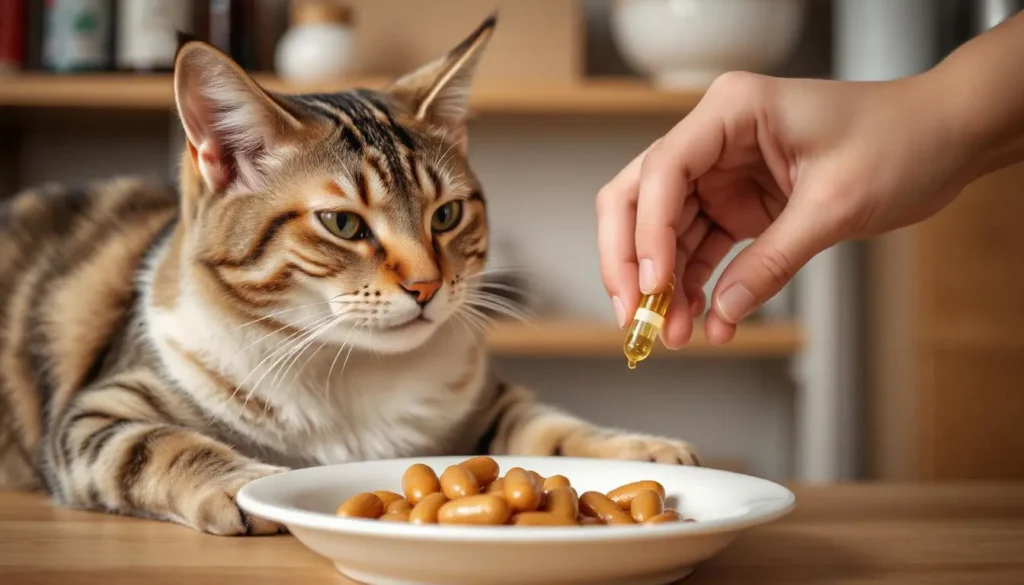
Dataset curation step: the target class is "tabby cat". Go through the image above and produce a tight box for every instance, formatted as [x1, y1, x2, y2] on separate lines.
[0, 17, 699, 535]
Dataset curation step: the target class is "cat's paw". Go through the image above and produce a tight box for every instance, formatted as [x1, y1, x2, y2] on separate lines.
[186, 463, 289, 536]
[579, 431, 701, 466]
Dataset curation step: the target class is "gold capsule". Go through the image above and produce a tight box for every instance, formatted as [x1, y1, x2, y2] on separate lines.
[402, 463, 441, 505]
[409, 492, 448, 525]
[504, 467, 543, 512]
[630, 489, 665, 523]
[623, 277, 675, 369]
[336, 492, 385, 519]
[541, 486, 579, 520]
[579, 491, 635, 525]
[385, 498, 413, 514]
[373, 490, 405, 509]
[607, 480, 667, 510]
[437, 494, 511, 526]
[542, 475, 571, 492]
[440, 464, 481, 499]
[458, 456, 500, 487]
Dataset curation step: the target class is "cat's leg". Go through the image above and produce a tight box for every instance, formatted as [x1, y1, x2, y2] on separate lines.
[476, 383, 700, 465]
[44, 369, 286, 535]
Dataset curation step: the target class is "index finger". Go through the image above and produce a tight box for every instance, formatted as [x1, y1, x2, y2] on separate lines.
[596, 144, 654, 325]
[633, 92, 733, 296]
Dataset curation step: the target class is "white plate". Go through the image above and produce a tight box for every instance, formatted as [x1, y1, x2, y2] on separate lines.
[237, 456, 795, 585]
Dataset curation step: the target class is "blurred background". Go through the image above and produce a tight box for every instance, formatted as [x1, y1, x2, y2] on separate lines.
[0, 0, 1021, 483]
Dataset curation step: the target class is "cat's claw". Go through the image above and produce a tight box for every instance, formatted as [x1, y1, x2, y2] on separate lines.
[187, 464, 289, 536]
[586, 432, 701, 466]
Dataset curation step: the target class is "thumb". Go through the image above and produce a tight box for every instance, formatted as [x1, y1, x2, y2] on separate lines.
[710, 202, 836, 324]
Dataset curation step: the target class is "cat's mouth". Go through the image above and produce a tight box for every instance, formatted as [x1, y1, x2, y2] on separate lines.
[379, 315, 432, 332]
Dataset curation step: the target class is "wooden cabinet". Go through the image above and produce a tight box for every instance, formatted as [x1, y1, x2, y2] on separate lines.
[868, 162, 1024, 480]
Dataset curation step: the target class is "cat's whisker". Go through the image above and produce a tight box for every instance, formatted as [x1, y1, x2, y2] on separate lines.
[231, 313, 338, 419]
[324, 317, 366, 399]
[266, 315, 341, 412]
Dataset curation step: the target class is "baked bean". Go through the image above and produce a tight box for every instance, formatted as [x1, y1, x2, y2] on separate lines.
[579, 491, 635, 524]
[378, 510, 411, 522]
[512, 512, 577, 526]
[409, 492, 448, 525]
[541, 486, 579, 520]
[630, 489, 664, 523]
[529, 470, 545, 485]
[504, 468, 543, 512]
[644, 509, 683, 524]
[373, 490, 404, 508]
[440, 465, 480, 499]
[385, 498, 413, 514]
[579, 516, 604, 526]
[402, 463, 441, 505]
[336, 492, 385, 519]
[458, 456, 500, 487]
[437, 494, 511, 526]
[542, 474, 571, 492]
[607, 480, 667, 510]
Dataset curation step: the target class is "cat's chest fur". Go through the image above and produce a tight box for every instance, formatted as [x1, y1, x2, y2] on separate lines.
[150, 297, 488, 468]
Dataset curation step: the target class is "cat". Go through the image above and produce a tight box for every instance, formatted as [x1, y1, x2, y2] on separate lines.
[0, 16, 699, 535]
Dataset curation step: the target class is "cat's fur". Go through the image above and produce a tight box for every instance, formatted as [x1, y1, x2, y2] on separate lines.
[0, 17, 698, 534]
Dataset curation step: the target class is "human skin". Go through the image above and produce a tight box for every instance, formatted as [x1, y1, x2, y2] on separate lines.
[596, 12, 1024, 348]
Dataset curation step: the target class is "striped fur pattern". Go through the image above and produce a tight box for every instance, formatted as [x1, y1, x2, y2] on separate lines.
[0, 17, 699, 534]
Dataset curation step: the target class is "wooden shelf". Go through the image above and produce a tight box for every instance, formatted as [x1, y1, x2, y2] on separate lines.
[0, 73, 704, 115]
[485, 320, 803, 358]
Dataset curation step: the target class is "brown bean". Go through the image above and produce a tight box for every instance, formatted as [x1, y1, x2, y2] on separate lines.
[542, 474, 571, 492]
[336, 492, 385, 519]
[607, 480, 667, 510]
[528, 470, 546, 485]
[402, 463, 440, 505]
[409, 492, 448, 525]
[504, 468, 543, 512]
[541, 486, 578, 520]
[511, 512, 577, 526]
[579, 516, 604, 526]
[630, 489, 665, 523]
[458, 456, 500, 487]
[486, 478, 506, 495]
[378, 510, 411, 522]
[644, 509, 683, 525]
[437, 494, 511, 526]
[385, 498, 413, 514]
[373, 490, 404, 508]
[440, 465, 481, 499]
[579, 491, 635, 524]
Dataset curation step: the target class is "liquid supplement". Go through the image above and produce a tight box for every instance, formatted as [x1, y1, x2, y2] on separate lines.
[622, 278, 674, 369]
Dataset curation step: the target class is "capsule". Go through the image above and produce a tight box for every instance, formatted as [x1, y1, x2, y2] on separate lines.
[437, 494, 511, 526]
[440, 464, 481, 499]
[373, 490, 405, 509]
[579, 491, 635, 525]
[630, 489, 665, 523]
[623, 277, 675, 369]
[458, 456, 500, 487]
[607, 480, 667, 510]
[409, 492, 448, 525]
[402, 463, 441, 505]
[336, 492, 385, 519]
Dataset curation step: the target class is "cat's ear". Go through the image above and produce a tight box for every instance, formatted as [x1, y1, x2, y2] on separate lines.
[173, 39, 304, 194]
[388, 14, 496, 151]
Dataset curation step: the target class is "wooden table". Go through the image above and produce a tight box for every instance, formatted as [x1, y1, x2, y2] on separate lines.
[2, 484, 1023, 584]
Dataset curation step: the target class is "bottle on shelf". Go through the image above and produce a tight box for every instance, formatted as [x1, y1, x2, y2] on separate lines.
[0, 0, 25, 74]
[42, 0, 114, 73]
[116, 0, 195, 73]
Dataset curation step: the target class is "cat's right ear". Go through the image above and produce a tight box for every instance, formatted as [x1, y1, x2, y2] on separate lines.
[173, 40, 304, 194]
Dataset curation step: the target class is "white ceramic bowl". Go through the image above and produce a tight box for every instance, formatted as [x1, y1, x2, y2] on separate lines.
[611, 0, 807, 89]
[238, 456, 795, 585]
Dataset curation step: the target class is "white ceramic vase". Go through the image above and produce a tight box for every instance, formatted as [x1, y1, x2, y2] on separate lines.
[610, 0, 807, 89]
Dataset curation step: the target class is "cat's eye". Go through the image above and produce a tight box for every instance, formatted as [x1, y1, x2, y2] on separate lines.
[431, 201, 463, 233]
[319, 211, 369, 240]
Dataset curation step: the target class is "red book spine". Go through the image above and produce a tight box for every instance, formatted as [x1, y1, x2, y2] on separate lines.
[0, 0, 26, 71]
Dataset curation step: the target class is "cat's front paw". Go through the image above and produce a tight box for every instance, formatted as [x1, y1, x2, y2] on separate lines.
[577, 431, 701, 466]
[186, 463, 288, 536]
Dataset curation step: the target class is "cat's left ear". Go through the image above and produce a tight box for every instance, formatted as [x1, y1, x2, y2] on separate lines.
[388, 14, 496, 152]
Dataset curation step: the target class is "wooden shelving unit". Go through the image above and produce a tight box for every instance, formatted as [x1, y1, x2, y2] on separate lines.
[485, 320, 803, 358]
[0, 73, 704, 115]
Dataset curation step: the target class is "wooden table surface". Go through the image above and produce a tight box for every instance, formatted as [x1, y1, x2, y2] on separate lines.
[2, 484, 1023, 585]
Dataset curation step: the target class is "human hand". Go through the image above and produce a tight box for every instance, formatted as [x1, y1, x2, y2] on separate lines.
[597, 71, 975, 347]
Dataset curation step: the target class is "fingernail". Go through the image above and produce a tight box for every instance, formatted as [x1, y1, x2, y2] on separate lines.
[639, 259, 656, 294]
[716, 284, 756, 323]
[612, 296, 626, 328]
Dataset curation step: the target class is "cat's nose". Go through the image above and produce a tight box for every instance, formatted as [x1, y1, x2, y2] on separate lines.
[400, 278, 442, 306]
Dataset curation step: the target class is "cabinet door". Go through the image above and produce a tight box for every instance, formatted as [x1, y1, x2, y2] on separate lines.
[917, 162, 1024, 480]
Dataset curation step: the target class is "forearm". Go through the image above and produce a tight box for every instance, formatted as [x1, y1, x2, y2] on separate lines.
[927, 11, 1024, 182]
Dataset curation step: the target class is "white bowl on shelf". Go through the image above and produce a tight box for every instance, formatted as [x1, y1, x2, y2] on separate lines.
[610, 0, 807, 89]
[238, 456, 795, 585]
